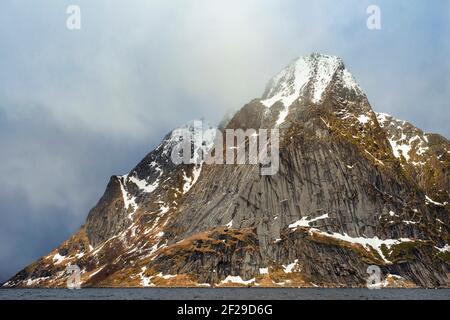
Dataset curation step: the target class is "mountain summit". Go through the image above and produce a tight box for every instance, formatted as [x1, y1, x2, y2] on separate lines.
[262, 53, 361, 106]
[5, 54, 449, 288]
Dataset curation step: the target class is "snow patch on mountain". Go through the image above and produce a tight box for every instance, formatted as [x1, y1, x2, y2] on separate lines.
[357, 114, 371, 125]
[182, 165, 202, 194]
[118, 176, 138, 220]
[221, 275, 255, 285]
[435, 244, 450, 253]
[376, 112, 430, 164]
[288, 213, 329, 229]
[425, 195, 447, 207]
[310, 230, 414, 263]
[290, 217, 416, 263]
[288, 212, 415, 263]
[138, 267, 155, 287]
[128, 175, 160, 193]
[340, 68, 362, 92]
[52, 253, 67, 265]
[261, 56, 312, 108]
[259, 267, 269, 274]
[282, 259, 299, 273]
[26, 277, 50, 286]
[311, 55, 341, 102]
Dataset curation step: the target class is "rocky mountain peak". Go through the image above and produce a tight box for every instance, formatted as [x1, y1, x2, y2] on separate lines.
[261, 53, 362, 108]
[154, 120, 217, 165]
[83, 119, 218, 247]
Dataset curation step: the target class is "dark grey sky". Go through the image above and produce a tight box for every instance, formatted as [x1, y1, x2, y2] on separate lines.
[0, 0, 449, 282]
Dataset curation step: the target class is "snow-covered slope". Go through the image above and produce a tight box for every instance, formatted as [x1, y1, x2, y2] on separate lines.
[261, 53, 363, 125]
[376, 112, 450, 204]
[376, 112, 431, 165]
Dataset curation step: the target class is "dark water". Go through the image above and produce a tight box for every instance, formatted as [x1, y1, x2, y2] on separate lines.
[0, 288, 449, 300]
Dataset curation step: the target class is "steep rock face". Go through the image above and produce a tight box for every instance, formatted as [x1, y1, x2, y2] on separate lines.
[5, 53, 449, 288]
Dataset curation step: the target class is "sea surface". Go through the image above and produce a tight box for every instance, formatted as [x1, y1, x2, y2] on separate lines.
[0, 288, 449, 300]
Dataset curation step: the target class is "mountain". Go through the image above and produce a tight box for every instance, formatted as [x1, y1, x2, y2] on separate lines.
[4, 53, 449, 288]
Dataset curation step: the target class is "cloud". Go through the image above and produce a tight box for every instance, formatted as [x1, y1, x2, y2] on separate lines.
[0, 0, 449, 281]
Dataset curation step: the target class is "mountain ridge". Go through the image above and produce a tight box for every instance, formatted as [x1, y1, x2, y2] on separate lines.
[4, 53, 449, 288]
